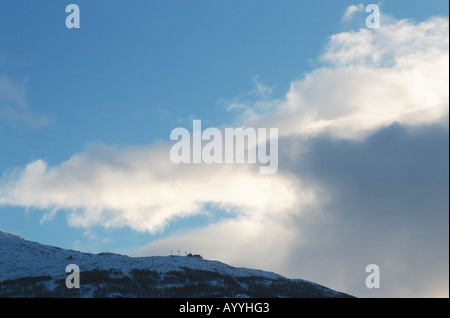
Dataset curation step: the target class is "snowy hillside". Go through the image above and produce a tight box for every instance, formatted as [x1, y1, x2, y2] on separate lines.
[0, 231, 353, 298]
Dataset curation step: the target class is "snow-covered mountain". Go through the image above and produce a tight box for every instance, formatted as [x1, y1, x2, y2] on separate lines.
[0, 231, 353, 298]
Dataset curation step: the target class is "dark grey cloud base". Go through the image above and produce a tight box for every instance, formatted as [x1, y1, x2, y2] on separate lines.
[279, 124, 449, 297]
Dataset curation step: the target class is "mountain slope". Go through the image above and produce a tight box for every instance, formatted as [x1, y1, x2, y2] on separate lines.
[0, 231, 353, 298]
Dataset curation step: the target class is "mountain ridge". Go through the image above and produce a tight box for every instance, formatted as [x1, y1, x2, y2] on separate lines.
[0, 230, 354, 298]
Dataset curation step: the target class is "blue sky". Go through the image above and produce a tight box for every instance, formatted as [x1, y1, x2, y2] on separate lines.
[0, 1, 449, 297]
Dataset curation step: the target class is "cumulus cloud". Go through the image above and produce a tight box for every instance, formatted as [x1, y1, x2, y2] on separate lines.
[245, 17, 449, 140]
[0, 16, 448, 297]
[0, 75, 50, 128]
[0, 142, 309, 233]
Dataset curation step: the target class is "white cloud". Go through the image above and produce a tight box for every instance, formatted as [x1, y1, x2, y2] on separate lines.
[342, 4, 364, 22]
[0, 142, 311, 233]
[244, 17, 449, 140]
